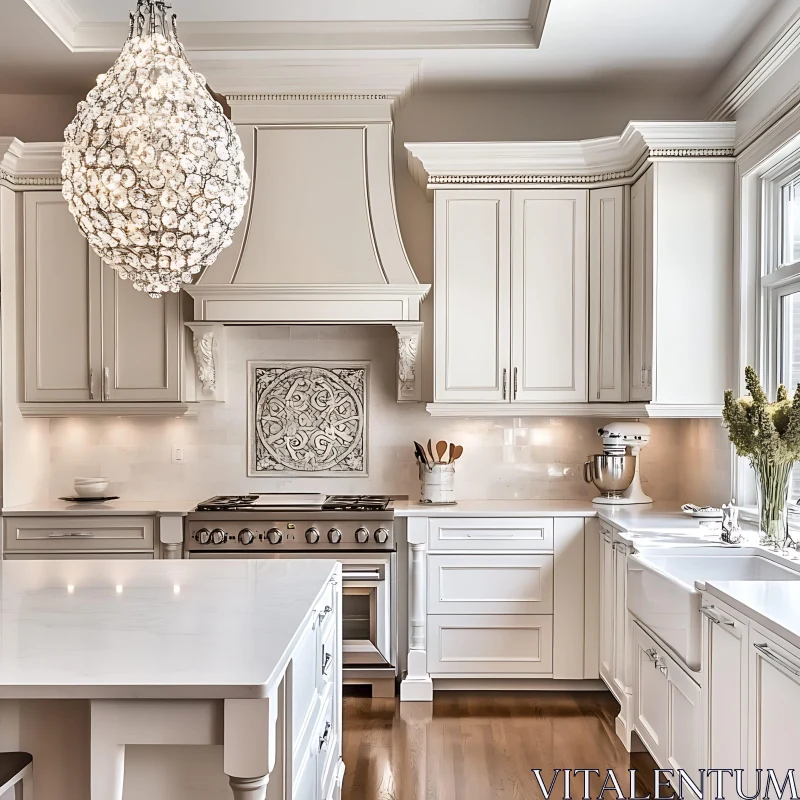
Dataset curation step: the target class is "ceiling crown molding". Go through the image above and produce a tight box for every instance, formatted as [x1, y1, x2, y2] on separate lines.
[405, 121, 737, 190]
[23, 0, 551, 53]
[707, 7, 800, 122]
[194, 58, 423, 102]
[0, 139, 63, 186]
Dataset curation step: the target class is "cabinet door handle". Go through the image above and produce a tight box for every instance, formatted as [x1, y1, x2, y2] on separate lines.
[513, 367, 518, 399]
[700, 606, 736, 627]
[319, 721, 332, 751]
[89, 368, 95, 400]
[502, 368, 507, 400]
[321, 651, 333, 676]
[103, 367, 110, 400]
[754, 643, 800, 677]
[318, 605, 333, 625]
[644, 648, 658, 662]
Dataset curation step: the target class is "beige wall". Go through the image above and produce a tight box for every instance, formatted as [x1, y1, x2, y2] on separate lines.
[0, 94, 82, 141]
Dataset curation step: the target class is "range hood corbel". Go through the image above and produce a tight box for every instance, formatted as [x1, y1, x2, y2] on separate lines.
[184, 96, 430, 402]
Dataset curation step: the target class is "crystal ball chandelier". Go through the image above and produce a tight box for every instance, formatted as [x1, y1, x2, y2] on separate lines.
[62, 0, 250, 298]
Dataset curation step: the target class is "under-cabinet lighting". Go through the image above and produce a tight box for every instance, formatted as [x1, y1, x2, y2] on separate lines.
[115, 585, 123, 594]
[67, 585, 75, 594]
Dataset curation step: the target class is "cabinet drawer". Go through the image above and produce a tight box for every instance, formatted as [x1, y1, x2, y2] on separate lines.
[428, 517, 553, 551]
[4, 516, 155, 552]
[427, 614, 553, 675]
[428, 554, 553, 614]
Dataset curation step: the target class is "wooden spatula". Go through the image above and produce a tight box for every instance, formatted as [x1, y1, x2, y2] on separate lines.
[448, 443, 455, 464]
[436, 440, 448, 462]
[427, 439, 435, 463]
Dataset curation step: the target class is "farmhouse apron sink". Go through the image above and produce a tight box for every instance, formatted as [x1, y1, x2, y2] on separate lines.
[627, 547, 800, 670]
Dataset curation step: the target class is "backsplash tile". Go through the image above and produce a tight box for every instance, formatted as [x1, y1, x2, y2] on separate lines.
[47, 326, 730, 504]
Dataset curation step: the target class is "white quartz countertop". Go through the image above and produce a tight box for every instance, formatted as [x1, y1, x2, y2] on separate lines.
[2, 500, 194, 516]
[393, 500, 717, 539]
[704, 580, 800, 652]
[0, 558, 338, 699]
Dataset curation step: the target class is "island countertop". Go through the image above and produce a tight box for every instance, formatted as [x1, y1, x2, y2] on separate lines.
[0, 558, 338, 700]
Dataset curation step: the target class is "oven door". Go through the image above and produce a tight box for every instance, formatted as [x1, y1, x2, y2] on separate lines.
[341, 557, 394, 669]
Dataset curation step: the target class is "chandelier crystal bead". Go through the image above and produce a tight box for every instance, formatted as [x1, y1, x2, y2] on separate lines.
[62, 0, 250, 298]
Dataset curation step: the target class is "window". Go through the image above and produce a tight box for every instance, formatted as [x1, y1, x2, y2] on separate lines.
[761, 158, 800, 501]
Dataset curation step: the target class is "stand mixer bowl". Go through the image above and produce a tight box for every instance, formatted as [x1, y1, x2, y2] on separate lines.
[583, 454, 636, 497]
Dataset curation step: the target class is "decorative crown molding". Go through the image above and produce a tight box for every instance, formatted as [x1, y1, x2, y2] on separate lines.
[707, 8, 800, 122]
[405, 121, 737, 190]
[23, 1, 551, 53]
[0, 138, 64, 186]
[194, 58, 422, 103]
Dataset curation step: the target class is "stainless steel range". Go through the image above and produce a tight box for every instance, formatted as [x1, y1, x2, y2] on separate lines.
[185, 493, 397, 697]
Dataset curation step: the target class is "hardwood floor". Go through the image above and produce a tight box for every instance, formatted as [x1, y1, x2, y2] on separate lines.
[342, 691, 655, 800]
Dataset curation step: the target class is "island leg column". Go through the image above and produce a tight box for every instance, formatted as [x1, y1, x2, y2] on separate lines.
[400, 517, 433, 702]
[225, 690, 279, 800]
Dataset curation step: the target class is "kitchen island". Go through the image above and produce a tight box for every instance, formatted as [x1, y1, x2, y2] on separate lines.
[0, 558, 343, 800]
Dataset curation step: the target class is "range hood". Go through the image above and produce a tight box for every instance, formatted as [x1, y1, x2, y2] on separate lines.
[184, 96, 429, 401]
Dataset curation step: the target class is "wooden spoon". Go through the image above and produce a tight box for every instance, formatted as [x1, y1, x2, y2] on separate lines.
[427, 439, 435, 463]
[451, 444, 464, 463]
[436, 440, 448, 462]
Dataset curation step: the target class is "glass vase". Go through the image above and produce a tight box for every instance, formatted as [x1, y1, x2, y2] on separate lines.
[754, 460, 792, 549]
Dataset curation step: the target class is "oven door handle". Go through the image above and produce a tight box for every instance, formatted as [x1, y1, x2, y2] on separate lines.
[342, 569, 384, 582]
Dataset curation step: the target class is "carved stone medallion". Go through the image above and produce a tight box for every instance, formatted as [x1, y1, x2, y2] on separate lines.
[248, 361, 368, 476]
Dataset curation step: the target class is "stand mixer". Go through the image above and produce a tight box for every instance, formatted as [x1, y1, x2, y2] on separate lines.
[583, 422, 653, 505]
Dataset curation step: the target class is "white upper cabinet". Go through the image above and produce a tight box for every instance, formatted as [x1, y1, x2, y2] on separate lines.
[434, 190, 511, 402]
[433, 188, 588, 405]
[21, 192, 185, 411]
[102, 270, 181, 402]
[629, 169, 654, 402]
[589, 187, 628, 402]
[512, 189, 588, 403]
[629, 162, 733, 410]
[23, 193, 100, 402]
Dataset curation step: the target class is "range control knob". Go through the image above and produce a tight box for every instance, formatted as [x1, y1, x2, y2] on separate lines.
[355, 527, 370, 544]
[374, 527, 390, 544]
[305, 527, 320, 544]
[197, 528, 211, 545]
[211, 528, 226, 545]
[327, 528, 342, 544]
[238, 529, 255, 546]
[266, 528, 283, 545]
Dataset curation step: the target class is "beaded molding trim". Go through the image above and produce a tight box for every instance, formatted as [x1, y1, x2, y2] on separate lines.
[227, 93, 391, 102]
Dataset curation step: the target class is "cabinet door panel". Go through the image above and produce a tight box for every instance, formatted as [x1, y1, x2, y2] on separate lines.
[705, 607, 747, 779]
[512, 189, 588, 402]
[599, 530, 615, 688]
[589, 186, 628, 402]
[428, 554, 554, 615]
[434, 190, 511, 402]
[102, 269, 181, 401]
[749, 631, 800, 784]
[427, 614, 553, 675]
[613, 541, 632, 696]
[633, 624, 668, 766]
[23, 193, 100, 401]
[630, 169, 654, 402]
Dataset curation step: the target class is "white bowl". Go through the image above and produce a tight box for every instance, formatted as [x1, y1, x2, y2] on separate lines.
[73, 478, 108, 497]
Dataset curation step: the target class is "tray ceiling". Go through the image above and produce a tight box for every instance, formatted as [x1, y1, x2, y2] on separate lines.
[4, 0, 781, 96]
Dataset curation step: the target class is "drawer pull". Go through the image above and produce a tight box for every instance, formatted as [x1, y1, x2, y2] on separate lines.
[318, 605, 333, 625]
[48, 532, 96, 538]
[700, 606, 736, 627]
[466, 533, 515, 539]
[319, 721, 332, 752]
[321, 652, 333, 677]
[755, 643, 800, 677]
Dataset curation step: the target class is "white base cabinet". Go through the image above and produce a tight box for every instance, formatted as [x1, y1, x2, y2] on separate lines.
[632, 623, 702, 796]
[748, 623, 800, 790]
[401, 515, 597, 698]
